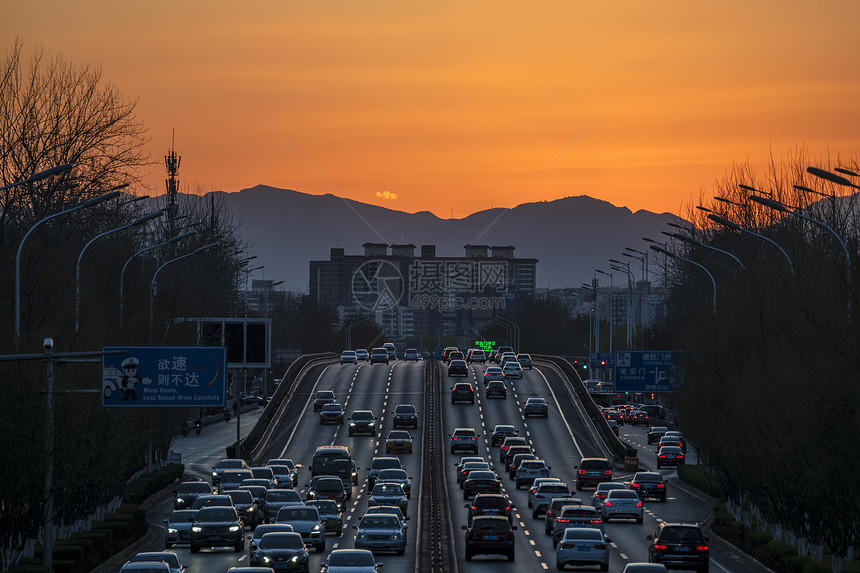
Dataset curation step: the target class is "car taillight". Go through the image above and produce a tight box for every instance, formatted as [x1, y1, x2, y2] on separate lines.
[696, 545, 709, 551]
[557, 518, 570, 523]
[471, 506, 476, 510]
[471, 437, 476, 440]
[589, 519, 602, 524]
[657, 483, 665, 488]
[594, 543, 607, 550]
[603, 470, 612, 475]
[635, 501, 642, 507]
[505, 506, 510, 511]
[631, 482, 640, 487]
[578, 469, 586, 475]
[604, 501, 612, 507]
[654, 544, 668, 550]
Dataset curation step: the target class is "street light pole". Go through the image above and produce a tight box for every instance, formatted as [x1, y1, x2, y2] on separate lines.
[16, 187, 124, 339]
[650, 245, 717, 316]
[76, 210, 164, 334]
[150, 243, 219, 341]
[609, 259, 634, 349]
[596, 270, 613, 354]
[661, 230, 746, 270]
[706, 213, 794, 277]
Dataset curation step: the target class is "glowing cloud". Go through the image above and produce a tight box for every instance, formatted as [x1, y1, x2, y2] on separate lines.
[376, 191, 398, 201]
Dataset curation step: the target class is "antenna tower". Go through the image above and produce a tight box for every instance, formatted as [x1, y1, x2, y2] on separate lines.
[164, 130, 181, 239]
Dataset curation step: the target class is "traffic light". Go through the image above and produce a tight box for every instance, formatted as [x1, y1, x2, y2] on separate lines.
[600, 360, 606, 368]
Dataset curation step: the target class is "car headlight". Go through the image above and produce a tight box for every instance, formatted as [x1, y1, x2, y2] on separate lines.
[312, 523, 322, 532]
[175, 497, 184, 504]
[167, 527, 178, 534]
[191, 525, 202, 532]
[229, 524, 241, 532]
[212, 471, 218, 476]
[247, 507, 255, 512]
[393, 532, 402, 540]
[350, 422, 356, 426]
[262, 556, 272, 563]
[289, 554, 304, 563]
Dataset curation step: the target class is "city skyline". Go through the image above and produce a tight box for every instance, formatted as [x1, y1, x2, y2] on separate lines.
[6, 1, 860, 218]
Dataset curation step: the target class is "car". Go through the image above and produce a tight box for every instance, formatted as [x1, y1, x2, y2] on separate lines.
[403, 348, 420, 361]
[575, 458, 613, 491]
[499, 435, 529, 462]
[224, 489, 262, 528]
[347, 410, 377, 436]
[267, 465, 296, 490]
[369, 348, 389, 364]
[247, 523, 295, 560]
[525, 478, 562, 505]
[656, 436, 685, 453]
[449, 427, 479, 453]
[212, 458, 249, 489]
[490, 424, 518, 447]
[499, 353, 518, 368]
[517, 354, 533, 368]
[392, 403, 418, 428]
[523, 397, 548, 417]
[241, 479, 274, 492]
[465, 493, 514, 525]
[448, 359, 469, 377]
[487, 349, 499, 363]
[555, 527, 611, 571]
[367, 456, 403, 489]
[551, 505, 605, 545]
[468, 349, 487, 363]
[367, 483, 408, 512]
[495, 346, 514, 360]
[647, 426, 670, 444]
[463, 470, 502, 499]
[173, 481, 212, 510]
[226, 568, 279, 573]
[483, 366, 506, 384]
[320, 549, 380, 573]
[656, 445, 686, 468]
[604, 409, 623, 425]
[462, 515, 517, 561]
[267, 459, 299, 488]
[129, 552, 186, 573]
[364, 505, 410, 533]
[354, 349, 369, 361]
[622, 564, 669, 573]
[458, 461, 491, 486]
[442, 347, 460, 362]
[191, 493, 233, 510]
[543, 497, 582, 535]
[240, 485, 268, 508]
[384, 430, 413, 454]
[190, 506, 245, 553]
[485, 380, 507, 398]
[319, 403, 345, 425]
[249, 467, 277, 488]
[241, 393, 268, 407]
[608, 419, 619, 436]
[305, 475, 349, 508]
[530, 481, 572, 518]
[353, 512, 406, 554]
[630, 472, 667, 502]
[515, 459, 551, 489]
[306, 499, 343, 535]
[503, 445, 533, 472]
[375, 468, 412, 498]
[275, 505, 326, 553]
[118, 562, 172, 573]
[383, 342, 397, 360]
[647, 522, 710, 572]
[313, 390, 336, 412]
[451, 382, 475, 404]
[502, 361, 523, 379]
[262, 489, 304, 522]
[590, 482, 628, 509]
[249, 531, 309, 572]
[340, 350, 358, 365]
[629, 410, 649, 426]
[663, 431, 687, 452]
[448, 350, 465, 363]
[163, 509, 198, 547]
[218, 469, 254, 492]
[601, 489, 644, 523]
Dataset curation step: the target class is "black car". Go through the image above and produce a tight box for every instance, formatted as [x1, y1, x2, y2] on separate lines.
[448, 359, 469, 377]
[647, 523, 710, 572]
[190, 506, 244, 553]
[319, 403, 345, 425]
[523, 397, 548, 417]
[367, 456, 403, 489]
[462, 515, 517, 561]
[465, 493, 514, 525]
[463, 470, 502, 500]
[223, 489, 262, 528]
[630, 472, 667, 502]
[503, 445, 533, 471]
[485, 380, 507, 399]
[370, 348, 389, 364]
[500, 437, 530, 463]
[451, 382, 475, 404]
[392, 403, 419, 429]
[250, 531, 309, 572]
[575, 458, 613, 491]
[313, 390, 336, 412]
[305, 475, 349, 508]
[490, 425, 518, 447]
[647, 426, 670, 445]
[174, 481, 212, 510]
[348, 410, 377, 436]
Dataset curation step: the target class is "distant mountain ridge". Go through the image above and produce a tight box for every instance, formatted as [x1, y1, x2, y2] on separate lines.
[191, 185, 682, 292]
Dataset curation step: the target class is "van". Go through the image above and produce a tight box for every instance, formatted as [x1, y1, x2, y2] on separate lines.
[310, 445, 352, 479]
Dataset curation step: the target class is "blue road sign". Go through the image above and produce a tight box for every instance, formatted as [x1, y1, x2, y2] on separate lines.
[614, 350, 679, 392]
[102, 346, 226, 407]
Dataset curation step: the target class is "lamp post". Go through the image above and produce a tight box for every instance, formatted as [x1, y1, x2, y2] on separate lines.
[609, 259, 633, 349]
[16, 187, 124, 339]
[150, 243, 220, 340]
[581, 283, 595, 366]
[75, 210, 164, 334]
[661, 230, 745, 270]
[650, 245, 717, 316]
[596, 270, 613, 354]
[624, 247, 649, 281]
[706, 213, 794, 277]
[0, 163, 72, 191]
[119, 231, 197, 328]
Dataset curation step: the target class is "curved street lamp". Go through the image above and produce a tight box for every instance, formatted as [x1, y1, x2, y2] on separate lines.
[150, 243, 220, 339]
[650, 245, 717, 316]
[661, 230, 745, 270]
[595, 270, 613, 353]
[706, 213, 795, 277]
[0, 163, 73, 191]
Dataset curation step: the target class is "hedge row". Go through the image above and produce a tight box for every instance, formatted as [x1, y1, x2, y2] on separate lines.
[8, 464, 183, 573]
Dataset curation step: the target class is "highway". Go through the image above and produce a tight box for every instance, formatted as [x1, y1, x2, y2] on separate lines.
[137, 358, 772, 573]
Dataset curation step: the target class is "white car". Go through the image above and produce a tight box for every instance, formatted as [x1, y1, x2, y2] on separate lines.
[601, 489, 643, 523]
[502, 361, 523, 379]
[340, 350, 358, 364]
[556, 527, 611, 571]
[322, 549, 380, 573]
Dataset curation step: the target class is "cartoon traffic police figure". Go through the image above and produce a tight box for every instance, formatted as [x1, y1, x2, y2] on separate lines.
[120, 356, 151, 401]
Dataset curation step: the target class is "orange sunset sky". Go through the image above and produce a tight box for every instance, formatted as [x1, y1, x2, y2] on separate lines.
[6, 1, 860, 218]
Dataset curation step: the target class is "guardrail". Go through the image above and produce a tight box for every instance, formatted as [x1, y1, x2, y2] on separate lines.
[242, 352, 338, 462]
[533, 354, 632, 463]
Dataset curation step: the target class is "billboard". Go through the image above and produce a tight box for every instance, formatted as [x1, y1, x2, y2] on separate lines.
[614, 350, 680, 392]
[102, 346, 226, 407]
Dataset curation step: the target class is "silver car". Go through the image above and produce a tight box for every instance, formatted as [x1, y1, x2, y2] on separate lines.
[601, 489, 643, 523]
[276, 505, 326, 552]
[353, 512, 407, 555]
[555, 527, 611, 571]
[321, 549, 380, 573]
